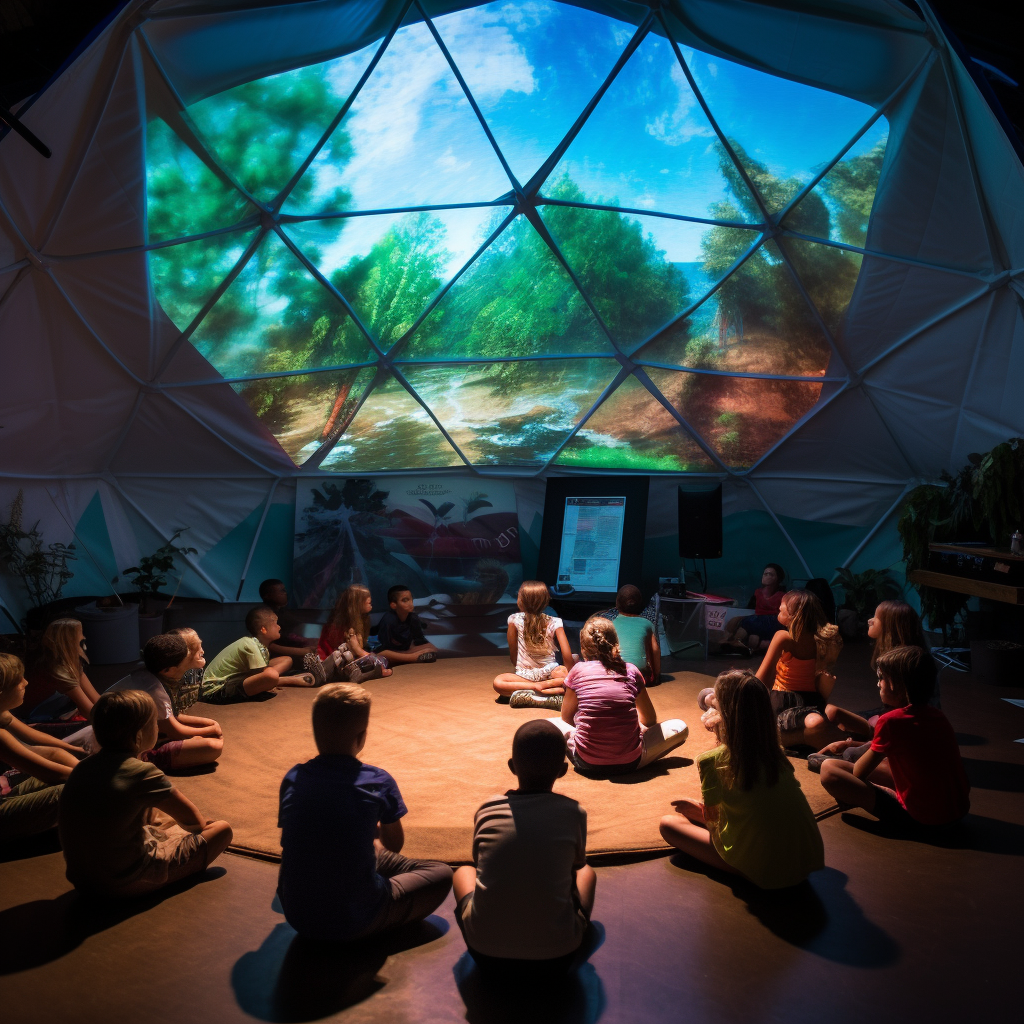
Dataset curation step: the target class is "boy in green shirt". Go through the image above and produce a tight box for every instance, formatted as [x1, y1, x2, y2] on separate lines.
[202, 607, 317, 704]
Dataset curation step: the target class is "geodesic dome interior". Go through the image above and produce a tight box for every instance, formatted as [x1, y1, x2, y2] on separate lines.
[1, 0, 1023, 612]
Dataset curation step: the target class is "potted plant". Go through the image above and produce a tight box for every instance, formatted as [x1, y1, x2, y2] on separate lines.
[0, 489, 77, 630]
[833, 566, 901, 638]
[117, 529, 197, 643]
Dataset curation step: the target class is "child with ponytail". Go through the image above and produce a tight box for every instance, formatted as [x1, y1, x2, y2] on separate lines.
[493, 581, 574, 710]
[552, 617, 688, 776]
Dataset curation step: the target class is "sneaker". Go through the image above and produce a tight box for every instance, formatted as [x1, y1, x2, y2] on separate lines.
[697, 687, 715, 712]
[303, 652, 327, 685]
[806, 751, 845, 773]
[416, 651, 437, 663]
[509, 689, 563, 711]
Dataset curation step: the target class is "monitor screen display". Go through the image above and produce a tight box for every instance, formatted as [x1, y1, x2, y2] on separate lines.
[556, 497, 627, 593]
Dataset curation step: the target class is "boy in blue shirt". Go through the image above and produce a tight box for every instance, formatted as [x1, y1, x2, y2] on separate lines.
[374, 584, 438, 665]
[277, 683, 452, 941]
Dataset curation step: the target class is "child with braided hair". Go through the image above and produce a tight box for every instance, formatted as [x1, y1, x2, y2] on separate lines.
[552, 617, 688, 776]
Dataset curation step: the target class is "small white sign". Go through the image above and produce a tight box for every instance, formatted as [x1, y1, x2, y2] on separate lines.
[705, 606, 730, 631]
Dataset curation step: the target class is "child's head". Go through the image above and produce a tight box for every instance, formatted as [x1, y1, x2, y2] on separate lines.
[509, 719, 568, 791]
[778, 589, 826, 641]
[869, 600, 926, 666]
[246, 605, 280, 644]
[580, 616, 627, 674]
[259, 578, 288, 607]
[713, 669, 785, 790]
[875, 645, 937, 707]
[92, 689, 159, 754]
[169, 627, 205, 673]
[41, 617, 88, 684]
[615, 584, 645, 615]
[331, 585, 372, 642]
[761, 563, 786, 591]
[312, 682, 371, 756]
[0, 653, 27, 714]
[517, 580, 549, 615]
[387, 584, 414, 617]
[143, 633, 189, 682]
[516, 580, 551, 656]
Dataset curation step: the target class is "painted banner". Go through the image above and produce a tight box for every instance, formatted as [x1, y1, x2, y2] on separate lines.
[293, 477, 521, 610]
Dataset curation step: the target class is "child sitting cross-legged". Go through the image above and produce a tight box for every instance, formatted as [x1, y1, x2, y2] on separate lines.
[493, 581, 574, 710]
[23, 617, 102, 723]
[202, 607, 318, 703]
[819, 646, 970, 828]
[313, 585, 392, 684]
[277, 683, 452, 941]
[454, 719, 596, 982]
[59, 689, 232, 897]
[375, 584, 438, 664]
[660, 669, 824, 888]
[611, 584, 661, 686]
[552, 617, 688, 776]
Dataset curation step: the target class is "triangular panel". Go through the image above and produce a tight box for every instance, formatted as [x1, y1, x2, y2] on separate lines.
[777, 236, 862, 340]
[186, 230, 375, 380]
[284, 17, 512, 216]
[402, 359, 620, 466]
[148, 228, 257, 334]
[285, 206, 498, 348]
[782, 119, 889, 246]
[181, 43, 380, 206]
[555, 373, 714, 471]
[684, 47, 877, 214]
[541, 202, 751, 348]
[229, 367, 376, 466]
[146, 117, 256, 243]
[400, 214, 612, 359]
[318, 372, 464, 472]
[544, 30, 759, 222]
[638, 240, 833, 375]
[431, 0, 638, 186]
[646, 367, 823, 468]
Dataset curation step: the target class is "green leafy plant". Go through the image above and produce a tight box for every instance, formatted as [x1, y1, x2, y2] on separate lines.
[0, 490, 77, 612]
[833, 566, 901, 622]
[118, 529, 197, 612]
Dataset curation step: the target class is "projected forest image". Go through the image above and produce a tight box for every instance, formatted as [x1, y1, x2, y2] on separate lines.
[144, 1, 888, 472]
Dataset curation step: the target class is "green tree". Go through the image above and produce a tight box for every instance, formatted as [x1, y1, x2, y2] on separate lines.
[818, 139, 887, 247]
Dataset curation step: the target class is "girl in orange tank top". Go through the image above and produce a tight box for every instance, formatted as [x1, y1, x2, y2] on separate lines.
[756, 591, 824, 694]
[773, 650, 818, 693]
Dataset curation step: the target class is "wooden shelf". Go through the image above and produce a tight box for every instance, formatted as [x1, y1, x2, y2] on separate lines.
[908, 569, 1024, 605]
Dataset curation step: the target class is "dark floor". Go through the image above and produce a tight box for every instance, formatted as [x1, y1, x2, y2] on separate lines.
[2, 643, 1022, 1024]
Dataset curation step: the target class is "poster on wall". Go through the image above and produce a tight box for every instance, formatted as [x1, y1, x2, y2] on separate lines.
[293, 477, 522, 611]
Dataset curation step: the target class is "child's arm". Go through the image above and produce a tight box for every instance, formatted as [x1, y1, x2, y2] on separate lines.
[378, 818, 404, 853]
[754, 630, 788, 686]
[152, 786, 208, 833]
[346, 629, 369, 659]
[554, 626, 573, 667]
[159, 714, 221, 741]
[268, 638, 315, 659]
[0, 731, 74, 783]
[635, 685, 658, 728]
[852, 746, 885, 779]
[4, 716, 85, 755]
[79, 671, 103, 706]
[644, 628, 661, 682]
[506, 622, 519, 668]
[176, 713, 223, 735]
[560, 686, 578, 724]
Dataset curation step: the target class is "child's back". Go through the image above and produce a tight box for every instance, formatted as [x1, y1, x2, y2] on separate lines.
[461, 788, 587, 960]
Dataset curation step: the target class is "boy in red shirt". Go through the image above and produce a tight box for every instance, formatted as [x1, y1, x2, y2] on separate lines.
[820, 646, 969, 826]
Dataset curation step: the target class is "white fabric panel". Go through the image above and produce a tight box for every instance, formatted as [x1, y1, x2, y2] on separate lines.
[744, 475, 907, 528]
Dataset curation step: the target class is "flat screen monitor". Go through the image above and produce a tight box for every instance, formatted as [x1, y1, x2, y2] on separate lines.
[556, 496, 627, 593]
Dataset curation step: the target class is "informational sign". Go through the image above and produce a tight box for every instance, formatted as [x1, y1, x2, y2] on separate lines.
[556, 496, 626, 593]
[704, 604, 730, 632]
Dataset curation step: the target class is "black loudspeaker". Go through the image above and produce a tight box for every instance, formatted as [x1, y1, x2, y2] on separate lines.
[678, 485, 722, 559]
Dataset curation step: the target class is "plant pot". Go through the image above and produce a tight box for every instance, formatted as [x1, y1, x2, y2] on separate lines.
[76, 601, 140, 665]
[139, 610, 167, 649]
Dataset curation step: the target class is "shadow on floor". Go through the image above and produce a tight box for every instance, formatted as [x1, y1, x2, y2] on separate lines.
[0, 827, 62, 864]
[0, 867, 227, 973]
[841, 811, 1024, 854]
[454, 922, 606, 1024]
[961, 758, 1024, 792]
[669, 857, 900, 967]
[609, 757, 693, 783]
[232, 916, 448, 1022]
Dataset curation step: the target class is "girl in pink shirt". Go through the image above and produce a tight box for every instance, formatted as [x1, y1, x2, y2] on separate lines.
[552, 618, 688, 776]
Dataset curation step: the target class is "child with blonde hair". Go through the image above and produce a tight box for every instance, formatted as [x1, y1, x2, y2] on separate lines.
[493, 581, 574, 710]
[661, 669, 824, 888]
[314, 585, 391, 683]
[552, 617, 687, 775]
[168, 627, 205, 713]
[24, 618, 102, 722]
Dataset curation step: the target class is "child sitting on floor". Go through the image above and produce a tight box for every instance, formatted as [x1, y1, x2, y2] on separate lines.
[661, 669, 824, 888]
[721, 562, 786, 653]
[0, 653, 84, 841]
[611, 584, 661, 686]
[167, 627, 205, 714]
[819, 646, 969, 828]
[454, 719, 596, 981]
[277, 683, 452, 941]
[493, 580, 573, 709]
[202, 607, 319, 702]
[23, 618, 102, 723]
[67, 634, 224, 771]
[314, 585, 392, 684]
[552, 617, 688, 776]
[375, 584, 438, 664]
[260, 579, 317, 670]
[59, 689, 232, 897]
